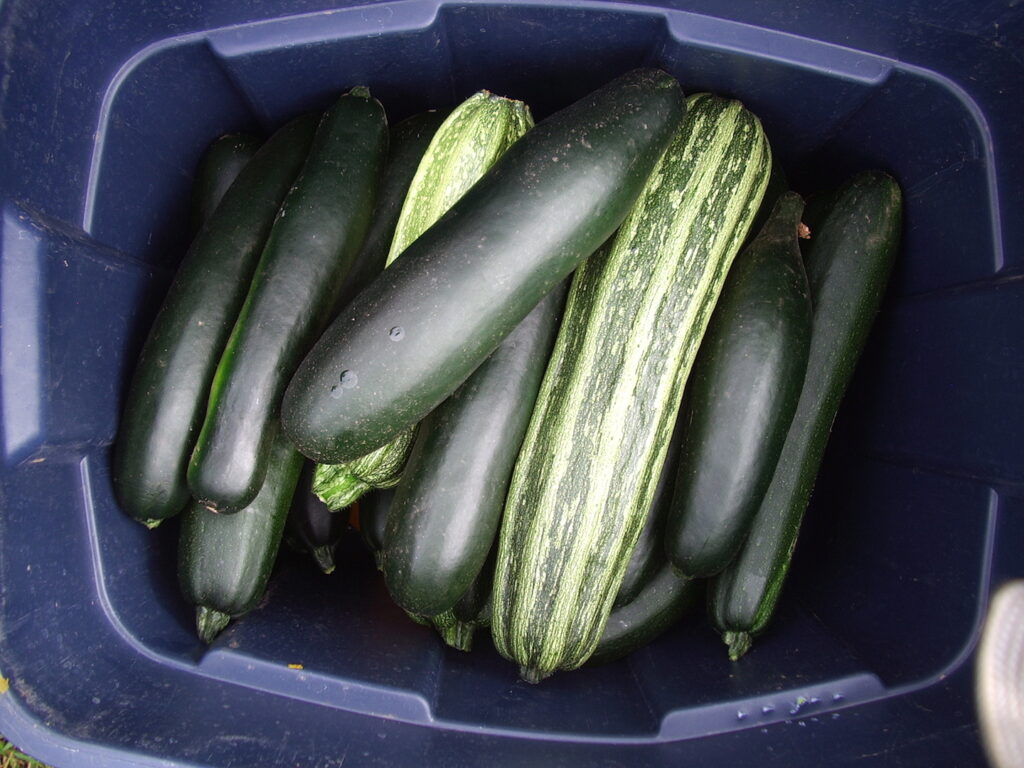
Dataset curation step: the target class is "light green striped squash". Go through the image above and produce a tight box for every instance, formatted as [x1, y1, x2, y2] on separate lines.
[491, 92, 771, 682]
[312, 92, 534, 511]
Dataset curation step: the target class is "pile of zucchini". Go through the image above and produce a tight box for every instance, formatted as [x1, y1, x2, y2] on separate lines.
[113, 68, 902, 677]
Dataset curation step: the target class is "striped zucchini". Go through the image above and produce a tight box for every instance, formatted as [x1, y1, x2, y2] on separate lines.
[491, 93, 771, 682]
[311, 91, 533, 509]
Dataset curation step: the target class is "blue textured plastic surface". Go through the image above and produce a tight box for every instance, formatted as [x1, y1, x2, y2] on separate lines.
[1, 1, 1022, 766]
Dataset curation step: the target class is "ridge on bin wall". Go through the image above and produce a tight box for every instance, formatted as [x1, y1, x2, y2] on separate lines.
[3, 0, 1021, 259]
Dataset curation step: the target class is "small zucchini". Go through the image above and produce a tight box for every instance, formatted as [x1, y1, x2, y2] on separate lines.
[284, 462, 348, 574]
[590, 568, 702, 666]
[179, 429, 305, 643]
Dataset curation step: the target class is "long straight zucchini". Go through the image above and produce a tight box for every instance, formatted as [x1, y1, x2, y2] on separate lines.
[311, 92, 533, 509]
[281, 68, 686, 464]
[710, 170, 902, 660]
[491, 92, 771, 682]
[113, 113, 318, 527]
[381, 281, 565, 618]
[666, 192, 812, 578]
[179, 429, 304, 643]
[188, 88, 388, 512]
[189, 132, 262, 234]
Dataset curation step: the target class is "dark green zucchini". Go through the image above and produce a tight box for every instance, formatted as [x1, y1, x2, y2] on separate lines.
[188, 88, 388, 511]
[332, 109, 449, 319]
[381, 282, 566, 618]
[710, 171, 902, 660]
[114, 113, 318, 527]
[179, 429, 305, 643]
[189, 132, 262, 234]
[666, 192, 812, 579]
[354, 487, 393, 570]
[590, 568, 702, 666]
[284, 462, 348, 574]
[281, 68, 686, 464]
[310, 93, 532, 510]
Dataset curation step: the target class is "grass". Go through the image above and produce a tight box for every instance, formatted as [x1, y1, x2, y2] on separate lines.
[0, 737, 50, 768]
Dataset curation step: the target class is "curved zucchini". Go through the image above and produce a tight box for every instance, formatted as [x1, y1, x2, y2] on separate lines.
[381, 282, 565, 618]
[179, 429, 304, 643]
[284, 462, 348, 574]
[190, 132, 262, 234]
[710, 171, 902, 660]
[492, 92, 771, 683]
[666, 192, 812, 579]
[311, 92, 533, 507]
[188, 88, 388, 511]
[114, 113, 318, 527]
[590, 568, 702, 666]
[281, 68, 686, 464]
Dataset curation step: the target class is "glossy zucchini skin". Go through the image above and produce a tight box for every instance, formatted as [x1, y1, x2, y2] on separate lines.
[284, 462, 348, 574]
[666, 192, 812, 579]
[281, 68, 686, 464]
[179, 429, 305, 644]
[381, 283, 566, 618]
[310, 96, 530, 509]
[710, 171, 902, 660]
[590, 568, 702, 666]
[189, 132, 262, 234]
[188, 89, 388, 511]
[113, 113, 318, 527]
[332, 110, 449, 320]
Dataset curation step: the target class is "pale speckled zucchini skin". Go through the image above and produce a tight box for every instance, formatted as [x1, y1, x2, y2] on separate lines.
[491, 93, 771, 683]
[311, 92, 533, 507]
